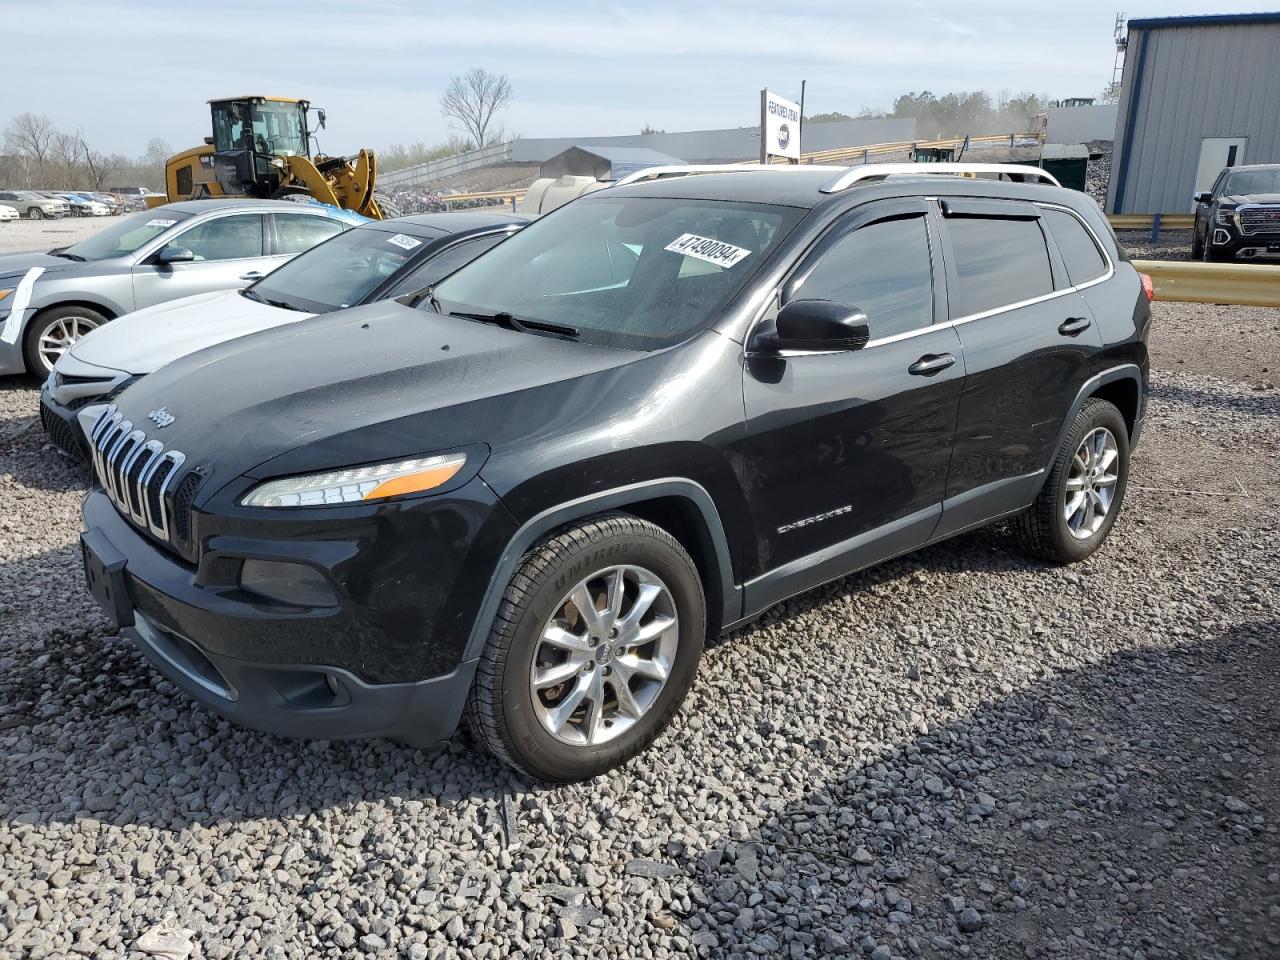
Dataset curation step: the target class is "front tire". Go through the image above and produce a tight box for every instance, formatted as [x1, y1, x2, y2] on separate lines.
[1015, 398, 1129, 564]
[27, 207, 43, 221]
[24, 305, 108, 375]
[466, 514, 706, 782]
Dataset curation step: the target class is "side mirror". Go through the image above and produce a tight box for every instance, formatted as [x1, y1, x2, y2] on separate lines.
[317, 109, 327, 130]
[157, 246, 194, 265]
[1194, 191, 1213, 204]
[753, 299, 871, 353]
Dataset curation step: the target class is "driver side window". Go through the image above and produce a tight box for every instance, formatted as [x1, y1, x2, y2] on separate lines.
[792, 215, 934, 340]
[171, 214, 264, 262]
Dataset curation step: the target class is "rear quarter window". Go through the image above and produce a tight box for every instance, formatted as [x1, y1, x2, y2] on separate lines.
[1043, 208, 1108, 286]
[946, 217, 1054, 317]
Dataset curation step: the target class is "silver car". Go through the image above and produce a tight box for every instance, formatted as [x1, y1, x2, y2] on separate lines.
[0, 199, 367, 376]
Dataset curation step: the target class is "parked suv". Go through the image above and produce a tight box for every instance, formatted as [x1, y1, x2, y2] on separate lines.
[1192, 163, 1280, 261]
[79, 164, 1151, 781]
[0, 190, 67, 220]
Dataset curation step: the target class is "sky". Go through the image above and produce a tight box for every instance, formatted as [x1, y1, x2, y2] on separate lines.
[2, 0, 1276, 157]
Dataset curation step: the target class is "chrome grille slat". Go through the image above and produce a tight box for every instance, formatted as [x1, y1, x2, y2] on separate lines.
[88, 404, 191, 547]
[1239, 205, 1280, 236]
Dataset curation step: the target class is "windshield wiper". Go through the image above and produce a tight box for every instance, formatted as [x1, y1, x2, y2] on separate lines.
[241, 288, 305, 311]
[449, 310, 579, 340]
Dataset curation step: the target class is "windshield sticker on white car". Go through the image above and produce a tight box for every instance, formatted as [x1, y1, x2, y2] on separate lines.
[146, 218, 177, 228]
[0, 267, 45, 345]
[386, 234, 422, 251]
[663, 233, 752, 269]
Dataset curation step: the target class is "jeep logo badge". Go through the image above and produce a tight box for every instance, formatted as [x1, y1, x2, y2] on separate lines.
[147, 407, 175, 428]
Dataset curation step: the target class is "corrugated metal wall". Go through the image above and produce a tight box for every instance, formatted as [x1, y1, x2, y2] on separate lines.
[1107, 19, 1280, 213]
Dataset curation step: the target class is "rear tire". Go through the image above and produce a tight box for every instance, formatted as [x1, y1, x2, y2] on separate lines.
[28, 207, 43, 221]
[466, 513, 706, 782]
[1015, 398, 1129, 565]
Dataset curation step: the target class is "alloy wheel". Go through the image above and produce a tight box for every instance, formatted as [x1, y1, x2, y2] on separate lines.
[28, 207, 42, 220]
[37, 315, 100, 373]
[1063, 426, 1120, 540]
[529, 564, 679, 746]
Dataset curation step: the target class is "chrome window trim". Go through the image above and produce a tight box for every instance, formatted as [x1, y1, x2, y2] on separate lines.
[746, 199, 1117, 356]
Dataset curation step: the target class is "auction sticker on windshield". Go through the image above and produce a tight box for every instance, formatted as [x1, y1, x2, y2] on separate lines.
[146, 219, 178, 228]
[386, 234, 422, 251]
[664, 233, 751, 268]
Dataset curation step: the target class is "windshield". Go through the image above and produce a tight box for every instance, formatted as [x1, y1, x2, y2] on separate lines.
[61, 209, 192, 261]
[433, 196, 803, 350]
[1225, 169, 1280, 196]
[249, 224, 430, 312]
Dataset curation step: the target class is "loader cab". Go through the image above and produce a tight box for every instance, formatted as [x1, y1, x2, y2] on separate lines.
[209, 97, 312, 198]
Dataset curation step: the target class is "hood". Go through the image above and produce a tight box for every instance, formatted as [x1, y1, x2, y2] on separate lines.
[109, 300, 640, 498]
[1223, 193, 1280, 205]
[69, 289, 308, 375]
[0, 251, 84, 281]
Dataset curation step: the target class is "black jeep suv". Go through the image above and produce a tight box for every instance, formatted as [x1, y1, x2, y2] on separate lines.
[1192, 163, 1280, 262]
[79, 165, 1151, 781]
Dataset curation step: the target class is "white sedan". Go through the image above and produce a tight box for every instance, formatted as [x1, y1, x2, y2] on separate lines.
[0, 204, 18, 224]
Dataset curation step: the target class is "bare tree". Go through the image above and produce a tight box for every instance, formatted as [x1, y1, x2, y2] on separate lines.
[78, 132, 122, 189]
[3, 112, 58, 187]
[439, 68, 512, 148]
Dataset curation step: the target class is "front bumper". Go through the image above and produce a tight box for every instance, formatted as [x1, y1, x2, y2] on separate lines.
[80, 477, 515, 746]
[1208, 224, 1280, 260]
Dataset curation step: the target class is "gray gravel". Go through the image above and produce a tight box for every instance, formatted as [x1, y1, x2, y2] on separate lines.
[1, 303, 1278, 959]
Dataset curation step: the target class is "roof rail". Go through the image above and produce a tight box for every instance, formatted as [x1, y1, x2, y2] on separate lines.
[820, 163, 1061, 193]
[612, 163, 804, 187]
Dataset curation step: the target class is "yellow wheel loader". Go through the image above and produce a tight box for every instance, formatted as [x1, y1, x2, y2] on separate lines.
[148, 96, 400, 218]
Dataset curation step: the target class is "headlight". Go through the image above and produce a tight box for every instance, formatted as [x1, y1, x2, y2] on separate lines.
[1215, 208, 1236, 225]
[241, 452, 467, 507]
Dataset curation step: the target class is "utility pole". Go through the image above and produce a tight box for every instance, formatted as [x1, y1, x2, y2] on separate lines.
[797, 80, 806, 164]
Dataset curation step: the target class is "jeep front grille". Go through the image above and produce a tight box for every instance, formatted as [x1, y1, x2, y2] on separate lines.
[1239, 206, 1280, 236]
[89, 404, 186, 543]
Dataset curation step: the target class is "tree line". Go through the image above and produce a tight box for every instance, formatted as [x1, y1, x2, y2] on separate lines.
[1, 113, 171, 191]
[806, 85, 1120, 139]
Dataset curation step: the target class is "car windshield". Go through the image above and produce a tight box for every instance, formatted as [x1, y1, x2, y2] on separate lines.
[60, 209, 193, 261]
[1225, 169, 1280, 196]
[248, 224, 432, 313]
[432, 195, 803, 350]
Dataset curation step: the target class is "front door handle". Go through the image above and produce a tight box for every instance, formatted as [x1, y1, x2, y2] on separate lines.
[239, 271, 264, 281]
[1058, 316, 1091, 337]
[908, 352, 956, 376]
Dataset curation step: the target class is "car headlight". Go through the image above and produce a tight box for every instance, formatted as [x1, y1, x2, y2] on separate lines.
[241, 452, 467, 507]
[1215, 208, 1236, 225]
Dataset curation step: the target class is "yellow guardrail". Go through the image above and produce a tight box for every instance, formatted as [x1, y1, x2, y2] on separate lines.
[1108, 214, 1195, 230]
[1132, 259, 1280, 308]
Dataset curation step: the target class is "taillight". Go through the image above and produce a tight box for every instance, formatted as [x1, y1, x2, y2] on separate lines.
[1139, 272, 1155, 302]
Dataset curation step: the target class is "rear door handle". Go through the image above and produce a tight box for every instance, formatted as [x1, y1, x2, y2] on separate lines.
[908, 353, 956, 376]
[239, 271, 264, 281]
[1058, 316, 1091, 336]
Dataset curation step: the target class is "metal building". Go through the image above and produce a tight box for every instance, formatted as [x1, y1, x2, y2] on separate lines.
[1107, 12, 1280, 214]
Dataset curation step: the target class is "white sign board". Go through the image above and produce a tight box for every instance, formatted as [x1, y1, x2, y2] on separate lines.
[762, 89, 802, 160]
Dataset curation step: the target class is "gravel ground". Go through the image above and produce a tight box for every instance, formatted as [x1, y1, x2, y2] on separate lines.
[1, 297, 1278, 956]
[0, 217, 114, 255]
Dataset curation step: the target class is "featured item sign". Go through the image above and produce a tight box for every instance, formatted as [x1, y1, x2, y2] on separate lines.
[761, 89, 802, 161]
